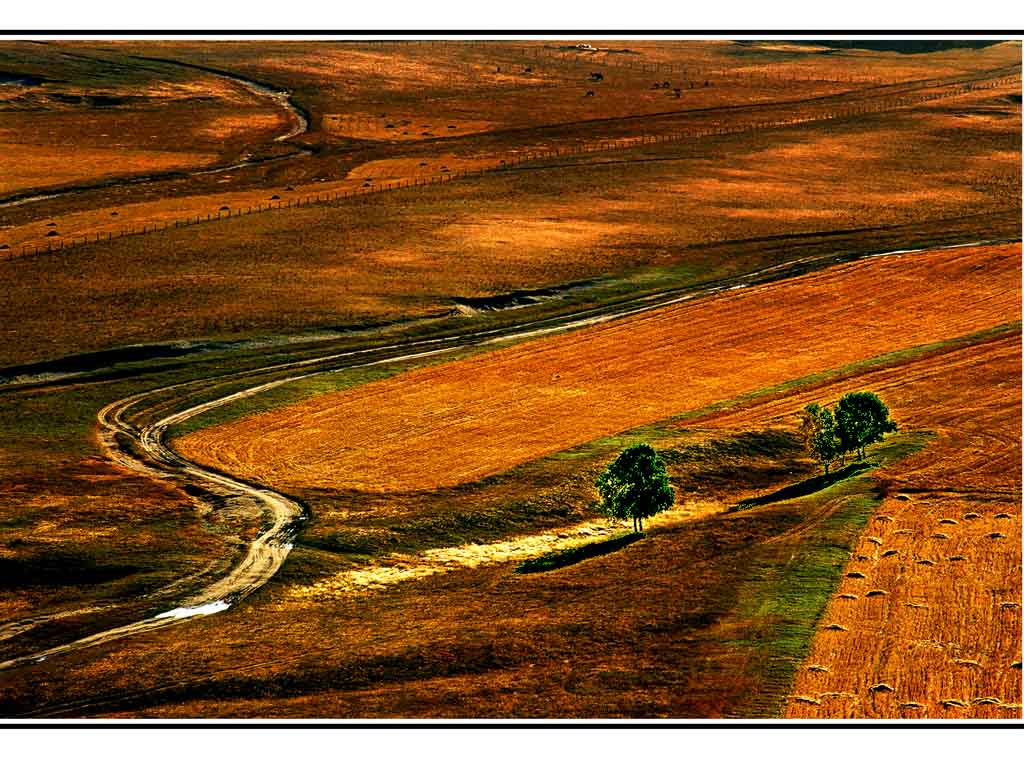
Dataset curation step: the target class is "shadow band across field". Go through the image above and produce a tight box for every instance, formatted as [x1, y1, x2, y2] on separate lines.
[515, 532, 645, 574]
[731, 460, 876, 512]
[4, 309, 1000, 716]
[9, 433, 930, 719]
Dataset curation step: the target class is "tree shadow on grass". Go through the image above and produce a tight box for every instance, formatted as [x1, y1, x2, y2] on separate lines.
[730, 460, 876, 512]
[515, 532, 645, 574]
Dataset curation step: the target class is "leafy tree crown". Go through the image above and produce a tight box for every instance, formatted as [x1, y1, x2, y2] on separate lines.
[595, 443, 675, 530]
[835, 391, 897, 457]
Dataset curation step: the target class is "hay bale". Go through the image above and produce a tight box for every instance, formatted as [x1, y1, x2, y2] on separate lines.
[824, 623, 847, 631]
[807, 664, 829, 673]
[939, 518, 958, 525]
[916, 559, 936, 566]
[994, 513, 1012, 519]
[987, 532, 1006, 539]
[953, 658, 981, 668]
[941, 699, 969, 708]
[1000, 601, 1021, 610]
[894, 494, 910, 501]
[1011, 661, 1022, 670]
[972, 697, 1001, 706]
[866, 536, 883, 545]
[932, 532, 949, 540]
[948, 555, 967, 562]
[875, 515, 894, 522]
[881, 550, 899, 558]
[846, 571, 866, 579]
[962, 512, 981, 520]
[894, 528, 914, 535]
[839, 593, 858, 600]
[793, 695, 821, 705]
[898, 702, 924, 710]
[865, 589, 888, 597]
[905, 602, 928, 609]
[869, 683, 895, 693]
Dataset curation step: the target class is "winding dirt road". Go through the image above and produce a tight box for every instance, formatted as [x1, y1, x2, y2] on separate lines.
[0, 53, 311, 211]
[0, 236, 1015, 674]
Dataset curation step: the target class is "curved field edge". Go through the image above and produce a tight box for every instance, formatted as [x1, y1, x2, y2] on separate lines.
[0, 324, 1014, 717]
[171, 243, 1021, 494]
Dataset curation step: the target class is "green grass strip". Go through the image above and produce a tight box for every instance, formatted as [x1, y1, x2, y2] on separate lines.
[725, 431, 933, 717]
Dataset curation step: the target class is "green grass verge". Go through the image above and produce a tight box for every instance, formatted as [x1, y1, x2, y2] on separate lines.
[731, 460, 875, 511]
[724, 430, 934, 717]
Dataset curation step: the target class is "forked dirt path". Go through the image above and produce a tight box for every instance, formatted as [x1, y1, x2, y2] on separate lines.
[0, 52, 311, 211]
[0, 237, 1012, 672]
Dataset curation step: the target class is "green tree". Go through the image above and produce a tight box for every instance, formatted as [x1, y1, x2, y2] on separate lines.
[595, 443, 675, 533]
[803, 403, 841, 474]
[798, 402, 822, 450]
[835, 391, 897, 460]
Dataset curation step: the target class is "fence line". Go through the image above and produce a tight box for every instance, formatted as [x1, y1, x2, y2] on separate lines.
[345, 39, 891, 86]
[2, 72, 1019, 263]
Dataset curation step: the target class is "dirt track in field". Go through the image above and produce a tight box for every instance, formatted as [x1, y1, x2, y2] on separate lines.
[176, 243, 1021, 494]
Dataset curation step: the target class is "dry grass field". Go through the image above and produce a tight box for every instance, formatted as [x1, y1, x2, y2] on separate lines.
[176, 243, 1020, 493]
[0, 42, 289, 197]
[0, 39, 1019, 721]
[100, 40, 1021, 140]
[1, 84, 1019, 368]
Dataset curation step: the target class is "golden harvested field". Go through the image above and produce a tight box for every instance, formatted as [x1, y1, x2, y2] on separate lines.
[3, 289, 1016, 720]
[0, 39, 1019, 721]
[176, 243, 1021, 493]
[687, 333, 1022, 719]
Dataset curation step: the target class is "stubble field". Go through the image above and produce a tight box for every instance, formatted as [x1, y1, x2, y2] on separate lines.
[0, 39, 1019, 720]
[176, 243, 1021, 493]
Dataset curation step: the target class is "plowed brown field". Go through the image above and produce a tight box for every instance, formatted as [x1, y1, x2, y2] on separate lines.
[688, 331, 1022, 719]
[176, 243, 1021, 493]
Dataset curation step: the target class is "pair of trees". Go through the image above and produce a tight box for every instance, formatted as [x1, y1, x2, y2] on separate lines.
[595, 392, 895, 532]
[800, 391, 897, 474]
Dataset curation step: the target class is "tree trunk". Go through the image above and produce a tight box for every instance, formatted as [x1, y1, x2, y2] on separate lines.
[637, 516, 643, 533]
[824, 461, 830, 475]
